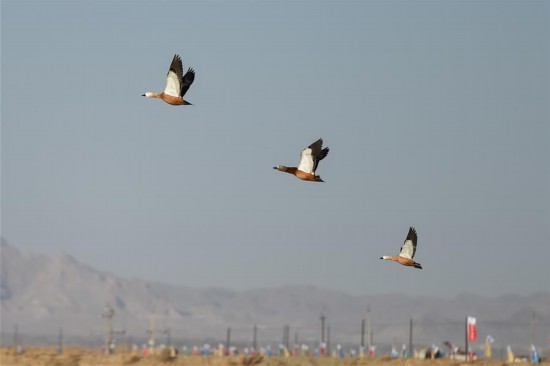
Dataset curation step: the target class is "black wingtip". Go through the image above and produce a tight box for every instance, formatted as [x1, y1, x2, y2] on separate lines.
[407, 226, 418, 244]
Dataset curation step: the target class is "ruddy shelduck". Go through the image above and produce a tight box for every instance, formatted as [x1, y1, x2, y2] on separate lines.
[380, 227, 423, 269]
[274, 138, 329, 182]
[142, 54, 195, 106]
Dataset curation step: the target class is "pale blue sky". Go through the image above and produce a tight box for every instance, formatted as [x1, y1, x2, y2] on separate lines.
[2, 0, 549, 297]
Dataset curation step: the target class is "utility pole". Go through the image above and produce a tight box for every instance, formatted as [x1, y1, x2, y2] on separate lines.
[530, 311, 536, 346]
[320, 313, 326, 343]
[283, 325, 290, 350]
[327, 325, 331, 356]
[361, 318, 365, 347]
[294, 331, 298, 347]
[161, 327, 172, 348]
[13, 324, 18, 349]
[288, 325, 292, 349]
[57, 327, 63, 355]
[146, 313, 156, 355]
[409, 318, 413, 358]
[253, 324, 258, 351]
[102, 304, 126, 355]
[367, 305, 373, 347]
[104, 305, 115, 354]
[226, 327, 231, 351]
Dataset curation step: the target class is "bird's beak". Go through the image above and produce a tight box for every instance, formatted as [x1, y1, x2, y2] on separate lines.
[141, 94, 146, 97]
[273, 167, 277, 170]
[379, 257, 383, 259]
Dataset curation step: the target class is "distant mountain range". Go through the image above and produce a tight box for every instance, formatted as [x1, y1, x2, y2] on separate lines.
[1, 238, 548, 353]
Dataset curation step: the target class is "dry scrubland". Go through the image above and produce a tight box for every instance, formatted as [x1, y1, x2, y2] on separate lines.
[2, 348, 548, 366]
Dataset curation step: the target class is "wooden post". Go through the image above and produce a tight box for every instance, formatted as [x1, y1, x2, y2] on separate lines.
[226, 327, 231, 351]
[13, 324, 18, 349]
[284, 325, 290, 350]
[320, 313, 326, 343]
[361, 319, 365, 347]
[327, 326, 331, 356]
[253, 324, 257, 351]
[409, 318, 413, 358]
[465, 317, 469, 361]
[530, 311, 535, 346]
[57, 327, 63, 355]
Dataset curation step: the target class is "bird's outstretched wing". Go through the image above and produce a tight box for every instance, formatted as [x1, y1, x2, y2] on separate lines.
[180, 68, 195, 97]
[313, 146, 329, 173]
[398, 227, 418, 259]
[164, 54, 184, 97]
[298, 138, 329, 174]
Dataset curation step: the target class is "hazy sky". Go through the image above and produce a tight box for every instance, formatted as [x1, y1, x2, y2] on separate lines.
[2, 0, 549, 297]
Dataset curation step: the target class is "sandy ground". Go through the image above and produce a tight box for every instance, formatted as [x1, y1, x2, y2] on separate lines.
[1, 347, 547, 366]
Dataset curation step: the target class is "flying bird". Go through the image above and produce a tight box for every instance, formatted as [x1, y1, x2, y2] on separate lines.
[380, 227, 423, 269]
[273, 138, 329, 182]
[142, 54, 195, 106]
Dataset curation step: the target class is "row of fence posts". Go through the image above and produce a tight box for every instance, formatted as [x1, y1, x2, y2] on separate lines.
[9, 307, 544, 361]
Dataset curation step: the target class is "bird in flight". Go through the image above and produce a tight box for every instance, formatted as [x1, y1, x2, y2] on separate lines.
[380, 227, 423, 269]
[142, 54, 195, 106]
[274, 138, 329, 182]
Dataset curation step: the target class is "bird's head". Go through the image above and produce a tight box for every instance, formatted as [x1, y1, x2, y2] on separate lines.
[273, 165, 287, 172]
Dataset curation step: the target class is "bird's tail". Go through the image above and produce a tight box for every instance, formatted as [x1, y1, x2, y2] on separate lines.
[414, 262, 423, 269]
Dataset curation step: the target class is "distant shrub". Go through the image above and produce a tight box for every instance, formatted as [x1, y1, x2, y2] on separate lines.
[159, 347, 176, 363]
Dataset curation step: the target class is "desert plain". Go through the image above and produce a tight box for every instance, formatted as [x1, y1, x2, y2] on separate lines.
[2, 347, 548, 366]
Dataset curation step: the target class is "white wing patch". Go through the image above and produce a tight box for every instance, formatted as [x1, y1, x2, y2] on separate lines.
[164, 70, 181, 97]
[297, 147, 315, 174]
[398, 239, 415, 259]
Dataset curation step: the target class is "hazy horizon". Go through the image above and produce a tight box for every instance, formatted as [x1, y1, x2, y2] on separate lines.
[2, 231, 549, 299]
[2, 1, 549, 298]
[2, 238, 550, 352]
